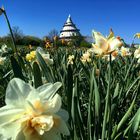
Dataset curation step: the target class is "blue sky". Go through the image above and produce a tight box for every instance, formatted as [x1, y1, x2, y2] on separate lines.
[0, 0, 140, 43]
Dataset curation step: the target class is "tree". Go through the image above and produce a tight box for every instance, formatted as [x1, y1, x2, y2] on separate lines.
[8, 26, 24, 44]
[48, 29, 59, 41]
[21, 36, 42, 46]
[70, 35, 84, 47]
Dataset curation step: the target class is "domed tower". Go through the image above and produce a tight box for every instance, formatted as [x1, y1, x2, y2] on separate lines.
[59, 15, 81, 40]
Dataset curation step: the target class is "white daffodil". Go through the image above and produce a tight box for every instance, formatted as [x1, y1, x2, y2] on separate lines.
[80, 51, 91, 63]
[134, 47, 140, 63]
[0, 57, 6, 65]
[103, 50, 119, 61]
[0, 78, 69, 140]
[89, 29, 123, 56]
[68, 55, 74, 65]
[1, 44, 8, 53]
[120, 46, 131, 57]
[134, 47, 140, 59]
[134, 33, 140, 39]
[37, 47, 53, 65]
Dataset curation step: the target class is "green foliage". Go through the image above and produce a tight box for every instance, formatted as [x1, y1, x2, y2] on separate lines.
[0, 46, 140, 139]
[21, 35, 42, 46]
[80, 40, 91, 48]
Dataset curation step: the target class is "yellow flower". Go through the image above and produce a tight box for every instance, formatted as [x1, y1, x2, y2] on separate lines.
[26, 48, 53, 65]
[45, 41, 52, 48]
[134, 33, 140, 39]
[26, 51, 36, 62]
[30, 51, 36, 56]
[81, 51, 91, 63]
[68, 55, 74, 65]
[53, 36, 58, 41]
[61, 39, 66, 45]
[0, 78, 69, 140]
[89, 29, 123, 56]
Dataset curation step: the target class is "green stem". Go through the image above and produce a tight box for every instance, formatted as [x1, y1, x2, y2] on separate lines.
[101, 54, 112, 140]
[3, 9, 18, 53]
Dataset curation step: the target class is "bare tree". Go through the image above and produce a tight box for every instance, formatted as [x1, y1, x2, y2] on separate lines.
[8, 26, 24, 43]
[48, 29, 58, 41]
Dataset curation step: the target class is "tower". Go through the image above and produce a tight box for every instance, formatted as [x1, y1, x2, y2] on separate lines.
[59, 15, 81, 40]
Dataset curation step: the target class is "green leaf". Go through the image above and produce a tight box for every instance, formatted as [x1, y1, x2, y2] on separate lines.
[93, 68, 100, 117]
[10, 56, 25, 80]
[33, 61, 43, 88]
[117, 95, 137, 131]
[36, 51, 54, 83]
[128, 108, 140, 140]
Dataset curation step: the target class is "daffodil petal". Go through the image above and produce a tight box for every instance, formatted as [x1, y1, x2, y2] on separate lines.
[42, 130, 61, 140]
[57, 109, 69, 122]
[37, 82, 62, 100]
[0, 106, 24, 125]
[14, 131, 25, 140]
[0, 118, 21, 139]
[107, 29, 114, 40]
[5, 78, 34, 106]
[138, 58, 140, 63]
[55, 118, 70, 135]
[45, 94, 62, 113]
[109, 38, 122, 51]
[93, 31, 108, 50]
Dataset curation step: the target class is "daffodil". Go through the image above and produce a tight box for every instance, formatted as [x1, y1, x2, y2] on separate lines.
[89, 29, 123, 56]
[0, 57, 6, 65]
[0, 6, 4, 15]
[68, 55, 74, 65]
[26, 48, 53, 65]
[26, 51, 36, 62]
[1, 44, 8, 53]
[28, 45, 32, 49]
[0, 78, 69, 140]
[134, 47, 140, 63]
[102, 49, 119, 61]
[45, 41, 52, 48]
[134, 33, 140, 39]
[37, 47, 53, 65]
[81, 51, 91, 63]
[134, 47, 140, 58]
[120, 47, 131, 57]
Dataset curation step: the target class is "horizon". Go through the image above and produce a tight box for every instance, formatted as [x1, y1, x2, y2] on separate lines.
[0, 0, 140, 44]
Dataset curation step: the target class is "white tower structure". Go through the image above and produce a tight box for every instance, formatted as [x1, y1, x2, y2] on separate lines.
[59, 15, 81, 40]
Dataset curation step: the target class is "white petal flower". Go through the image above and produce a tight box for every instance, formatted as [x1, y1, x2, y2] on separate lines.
[1, 44, 8, 53]
[68, 55, 74, 65]
[120, 46, 131, 57]
[91, 29, 123, 56]
[36, 47, 53, 65]
[0, 78, 69, 140]
[81, 51, 91, 63]
[134, 48, 140, 59]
